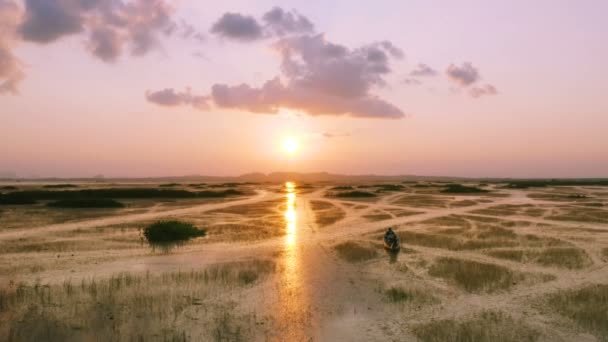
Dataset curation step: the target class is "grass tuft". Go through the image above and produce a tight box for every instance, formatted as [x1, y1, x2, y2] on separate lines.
[546, 284, 608, 340]
[428, 257, 520, 293]
[334, 241, 378, 262]
[412, 311, 540, 342]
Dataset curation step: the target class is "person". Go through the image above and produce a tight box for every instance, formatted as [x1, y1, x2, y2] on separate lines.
[384, 227, 397, 244]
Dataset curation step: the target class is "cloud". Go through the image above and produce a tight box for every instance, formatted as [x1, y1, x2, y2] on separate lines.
[211, 7, 316, 41]
[469, 84, 498, 98]
[19, 0, 176, 61]
[275, 34, 402, 98]
[403, 78, 422, 86]
[145, 88, 209, 110]
[446, 62, 480, 86]
[19, 0, 85, 43]
[322, 131, 350, 139]
[210, 12, 262, 41]
[1, 0, 185, 94]
[409, 63, 437, 77]
[262, 7, 314, 36]
[152, 34, 404, 119]
[0, 0, 24, 94]
[151, 8, 405, 119]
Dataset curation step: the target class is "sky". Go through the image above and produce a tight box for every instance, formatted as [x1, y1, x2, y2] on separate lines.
[1, 0, 607, 178]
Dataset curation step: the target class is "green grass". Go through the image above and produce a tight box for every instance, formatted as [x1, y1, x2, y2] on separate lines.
[46, 198, 125, 208]
[143, 221, 206, 244]
[546, 284, 608, 341]
[334, 241, 378, 262]
[412, 311, 540, 342]
[428, 257, 521, 293]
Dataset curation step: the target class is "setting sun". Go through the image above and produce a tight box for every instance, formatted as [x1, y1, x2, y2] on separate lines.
[282, 137, 300, 155]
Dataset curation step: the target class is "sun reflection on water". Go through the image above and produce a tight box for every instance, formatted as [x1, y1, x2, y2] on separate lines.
[276, 181, 310, 339]
[285, 182, 297, 247]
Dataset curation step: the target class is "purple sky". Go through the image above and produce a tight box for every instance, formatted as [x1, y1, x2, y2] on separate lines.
[1, 0, 607, 178]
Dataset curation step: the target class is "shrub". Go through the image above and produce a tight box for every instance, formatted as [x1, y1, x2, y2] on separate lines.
[43, 184, 78, 188]
[333, 191, 377, 198]
[0, 193, 37, 205]
[143, 221, 206, 244]
[441, 184, 488, 194]
[46, 198, 125, 208]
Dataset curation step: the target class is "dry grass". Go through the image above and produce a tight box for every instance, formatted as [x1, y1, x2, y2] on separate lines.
[428, 257, 523, 293]
[392, 195, 448, 208]
[412, 311, 540, 342]
[384, 208, 423, 217]
[363, 210, 393, 221]
[208, 199, 282, 216]
[545, 284, 608, 341]
[205, 217, 286, 242]
[0, 260, 275, 341]
[334, 241, 378, 263]
[384, 286, 436, 305]
[487, 247, 591, 269]
[309, 200, 334, 211]
[310, 200, 345, 227]
[547, 207, 608, 223]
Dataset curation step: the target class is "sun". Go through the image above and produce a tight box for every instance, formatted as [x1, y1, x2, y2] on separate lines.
[282, 137, 300, 155]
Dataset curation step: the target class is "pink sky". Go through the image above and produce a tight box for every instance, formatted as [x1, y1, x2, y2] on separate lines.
[1, 0, 607, 178]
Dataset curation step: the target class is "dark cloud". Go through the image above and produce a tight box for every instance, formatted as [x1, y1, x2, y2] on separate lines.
[0, 0, 24, 94]
[409, 63, 437, 77]
[262, 7, 314, 36]
[145, 88, 209, 110]
[469, 84, 498, 98]
[210, 12, 263, 41]
[446, 62, 480, 86]
[19, 0, 85, 43]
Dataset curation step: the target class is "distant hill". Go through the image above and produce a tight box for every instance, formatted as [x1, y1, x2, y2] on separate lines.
[1, 172, 607, 184]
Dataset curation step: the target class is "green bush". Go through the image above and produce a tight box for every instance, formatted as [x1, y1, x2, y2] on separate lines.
[143, 221, 206, 244]
[46, 198, 125, 208]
